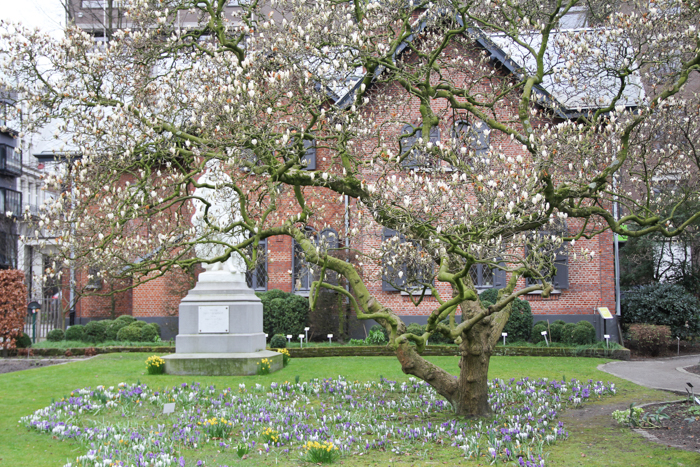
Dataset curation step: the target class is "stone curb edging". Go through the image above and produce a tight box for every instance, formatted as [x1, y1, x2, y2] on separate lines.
[11, 345, 630, 360]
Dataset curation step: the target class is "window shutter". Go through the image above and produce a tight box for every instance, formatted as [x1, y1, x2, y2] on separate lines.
[302, 138, 316, 170]
[400, 125, 419, 168]
[472, 120, 489, 156]
[552, 246, 569, 289]
[382, 228, 407, 291]
[493, 261, 507, 289]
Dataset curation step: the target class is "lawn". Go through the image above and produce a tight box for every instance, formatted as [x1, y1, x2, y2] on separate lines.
[2, 354, 698, 466]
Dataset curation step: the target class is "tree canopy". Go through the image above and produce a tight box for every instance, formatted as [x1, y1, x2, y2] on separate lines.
[2, 0, 699, 416]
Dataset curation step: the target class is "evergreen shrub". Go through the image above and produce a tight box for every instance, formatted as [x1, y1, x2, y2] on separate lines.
[15, 332, 32, 348]
[429, 318, 454, 344]
[479, 288, 499, 304]
[562, 322, 576, 344]
[406, 323, 424, 336]
[572, 321, 596, 345]
[116, 324, 142, 342]
[47, 329, 65, 342]
[502, 299, 533, 342]
[531, 321, 548, 344]
[140, 323, 160, 342]
[65, 325, 85, 342]
[621, 283, 700, 340]
[106, 319, 129, 340]
[148, 322, 161, 338]
[256, 289, 289, 337]
[115, 315, 136, 325]
[549, 321, 565, 343]
[83, 320, 108, 343]
[269, 333, 287, 349]
[265, 294, 309, 337]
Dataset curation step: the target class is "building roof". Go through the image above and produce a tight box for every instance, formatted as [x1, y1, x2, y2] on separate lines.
[487, 29, 645, 115]
[330, 15, 645, 117]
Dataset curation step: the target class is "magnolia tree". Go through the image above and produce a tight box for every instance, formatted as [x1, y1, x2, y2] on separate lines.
[2, 0, 699, 417]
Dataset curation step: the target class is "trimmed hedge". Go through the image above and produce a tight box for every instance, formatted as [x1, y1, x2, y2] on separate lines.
[140, 323, 159, 342]
[270, 333, 287, 349]
[531, 321, 548, 344]
[562, 322, 576, 344]
[84, 320, 108, 343]
[47, 329, 65, 342]
[572, 321, 596, 345]
[549, 321, 565, 343]
[116, 324, 142, 342]
[65, 325, 85, 342]
[106, 319, 129, 340]
[116, 315, 136, 325]
[15, 332, 32, 348]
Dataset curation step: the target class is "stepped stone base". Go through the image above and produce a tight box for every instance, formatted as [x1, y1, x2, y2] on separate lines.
[162, 350, 283, 376]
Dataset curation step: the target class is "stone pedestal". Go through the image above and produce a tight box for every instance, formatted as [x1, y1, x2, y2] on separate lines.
[163, 270, 282, 376]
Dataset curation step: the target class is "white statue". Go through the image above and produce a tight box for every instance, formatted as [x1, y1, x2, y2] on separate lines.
[191, 161, 247, 280]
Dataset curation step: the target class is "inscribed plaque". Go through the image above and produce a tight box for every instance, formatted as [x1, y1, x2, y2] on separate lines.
[198, 305, 229, 333]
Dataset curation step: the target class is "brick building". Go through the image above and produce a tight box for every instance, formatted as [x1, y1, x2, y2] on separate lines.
[57, 4, 632, 341]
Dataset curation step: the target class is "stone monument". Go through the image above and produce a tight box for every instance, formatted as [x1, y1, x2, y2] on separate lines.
[163, 163, 282, 375]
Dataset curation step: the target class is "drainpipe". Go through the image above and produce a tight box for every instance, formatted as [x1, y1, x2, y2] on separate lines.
[613, 174, 621, 318]
[344, 195, 349, 249]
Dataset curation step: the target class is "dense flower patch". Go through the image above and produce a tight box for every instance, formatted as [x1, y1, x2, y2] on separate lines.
[20, 376, 615, 466]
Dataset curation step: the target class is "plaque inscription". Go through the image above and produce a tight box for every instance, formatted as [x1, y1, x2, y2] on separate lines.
[198, 305, 229, 333]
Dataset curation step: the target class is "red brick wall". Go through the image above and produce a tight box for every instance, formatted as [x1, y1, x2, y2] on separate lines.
[74, 268, 133, 319]
[69, 38, 616, 320]
[132, 269, 195, 318]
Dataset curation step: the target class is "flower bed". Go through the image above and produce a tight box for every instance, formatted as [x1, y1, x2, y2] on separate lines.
[20, 376, 615, 466]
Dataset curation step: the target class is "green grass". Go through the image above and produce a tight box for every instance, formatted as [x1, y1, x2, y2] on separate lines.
[2, 354, 698, 466]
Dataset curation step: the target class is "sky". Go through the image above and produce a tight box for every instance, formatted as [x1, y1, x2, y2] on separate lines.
[0, 0, 66, 37]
